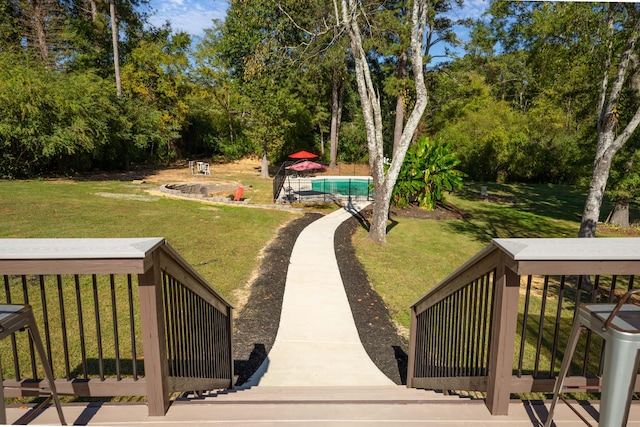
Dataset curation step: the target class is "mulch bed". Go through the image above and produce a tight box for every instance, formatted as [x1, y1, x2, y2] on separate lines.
[335, 217, 409, 384]
[387, 202, 470, 220]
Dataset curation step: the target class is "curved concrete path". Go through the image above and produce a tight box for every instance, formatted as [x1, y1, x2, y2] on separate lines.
[247, 201, 394, 387]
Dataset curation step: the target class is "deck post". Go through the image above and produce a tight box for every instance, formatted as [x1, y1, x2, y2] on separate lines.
[138, 250, 170, 416]
[485, 252, 520, 415]
[406, 307, 418, 388]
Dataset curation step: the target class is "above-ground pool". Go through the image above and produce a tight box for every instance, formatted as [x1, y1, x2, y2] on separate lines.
[311, 176, 373, 197]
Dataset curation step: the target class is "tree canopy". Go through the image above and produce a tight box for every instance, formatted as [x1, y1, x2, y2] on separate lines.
[3, 0, 640, 237]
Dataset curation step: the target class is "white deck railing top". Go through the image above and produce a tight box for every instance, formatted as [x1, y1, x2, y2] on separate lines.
[493, 237, 640, 261]
[0, 237, 164, 259]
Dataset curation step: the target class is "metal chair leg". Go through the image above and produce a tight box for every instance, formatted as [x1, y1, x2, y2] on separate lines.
[27, 316, 66, 425]
[544, 319, 584, 427]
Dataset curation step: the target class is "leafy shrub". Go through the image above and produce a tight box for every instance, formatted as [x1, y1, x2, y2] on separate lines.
[392, 136, 466, 209]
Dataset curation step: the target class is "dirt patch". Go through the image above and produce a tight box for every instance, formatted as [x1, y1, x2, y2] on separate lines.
[82, 158, 260, 185]
[598, 223, 640, 236]
[83, 158, 374, 187]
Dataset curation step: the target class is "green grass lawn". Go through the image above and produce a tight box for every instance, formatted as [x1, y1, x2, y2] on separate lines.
[0, 176, 299, 399]
[2, 178, 625, 335]
[352, 182, 623, 330]
[0, 178, 299, 299]
[1, 176, 629, 399]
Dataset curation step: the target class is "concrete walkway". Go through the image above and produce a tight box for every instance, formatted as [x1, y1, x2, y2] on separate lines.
[246, 201, 394, 387]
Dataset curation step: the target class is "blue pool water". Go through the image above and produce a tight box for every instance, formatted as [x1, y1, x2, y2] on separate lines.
[311, 177, 372, 196]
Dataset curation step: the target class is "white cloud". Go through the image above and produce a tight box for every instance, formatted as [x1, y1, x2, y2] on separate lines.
[445, 0, 488, 25]
[460, 0, 489, 21]
[147, 0, 228, 36]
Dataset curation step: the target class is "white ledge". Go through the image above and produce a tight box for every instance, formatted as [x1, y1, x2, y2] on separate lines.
[0, 238, 165, 260]
[493, 238, 640, 261]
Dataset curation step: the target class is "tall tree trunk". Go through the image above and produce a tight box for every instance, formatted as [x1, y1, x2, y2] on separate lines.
[393, 51, 408, 157]
[319, 123, 325, 156]
[109, 0, 122, 97]
[33, 0, 49, 63]
[607, 197, 630, 229]
[88, 0, 98, 22]
[329, 66, 343, 170]
[579, 131, 616, 237]
[227, 89, 234, 144]
[338, 0, 429, 243]
[579, 8, 640, 237]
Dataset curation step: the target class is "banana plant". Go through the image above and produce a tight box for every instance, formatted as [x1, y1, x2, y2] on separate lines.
[392, 136, 466, 210]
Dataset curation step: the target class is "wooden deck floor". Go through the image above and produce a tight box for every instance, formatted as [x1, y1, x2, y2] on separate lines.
[6, 386, 640, 426]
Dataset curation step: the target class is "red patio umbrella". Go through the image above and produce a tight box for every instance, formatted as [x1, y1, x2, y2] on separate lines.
[286, 160, 326, 172]
[288, 150, 318, 159]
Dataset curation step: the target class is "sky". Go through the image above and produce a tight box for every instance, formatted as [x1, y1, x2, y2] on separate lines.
[146, 0, 228, 37]
[147, 0, 489, 60]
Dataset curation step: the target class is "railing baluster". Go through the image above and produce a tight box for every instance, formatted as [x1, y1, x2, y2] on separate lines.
[4, 275, 21, 380]
[458, 287, 465, 377]
[584, 275, 600, 376]
[428, 305, 434, 377]
[416, 311, 423, 378]
[162, 273, 172, 376]
[445, 298, 453, 377]
[200, 296, 206, 378]
[56, 275, 71, 379]
[517, 275, 532, 377]
[38, 275, 54, 373]
[21, 276, 38, 379]
[92, 274, 105, 381]
[467, 280, 476, 376]
[187, 284, 194, 378]
[200, 297, 206, 378]
[187, 289, 195, 378]
[483, 271, 492, 374]
[533, 275, 549, 377]
[461, 285, 468, 376]
[110, 275, 121, 380]
[429, 309, 435, 378]
[452, 291, 460, 377]
[460, 287, 468, 376]
[171, 275, 180, 377]
[608, 275, 618, 302]
[549, 275, 566, 377]
[435, 303, 442, 377]
[74, 275, 89, 379]
[127, 275, 138, 380]
[179, 280, 188, 377]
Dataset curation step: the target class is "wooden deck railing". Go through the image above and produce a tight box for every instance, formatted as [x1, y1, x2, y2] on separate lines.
[407, 238, 640, 416]
[0, 238, 233, 416]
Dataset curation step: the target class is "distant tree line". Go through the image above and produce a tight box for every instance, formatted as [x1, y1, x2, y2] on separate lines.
[3, 0, 640, 232]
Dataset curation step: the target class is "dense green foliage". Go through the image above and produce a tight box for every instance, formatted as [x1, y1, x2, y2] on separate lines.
[392, 136, 465, 209]
[2, 0, 640, 226]
[427, 3, 640, 197]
